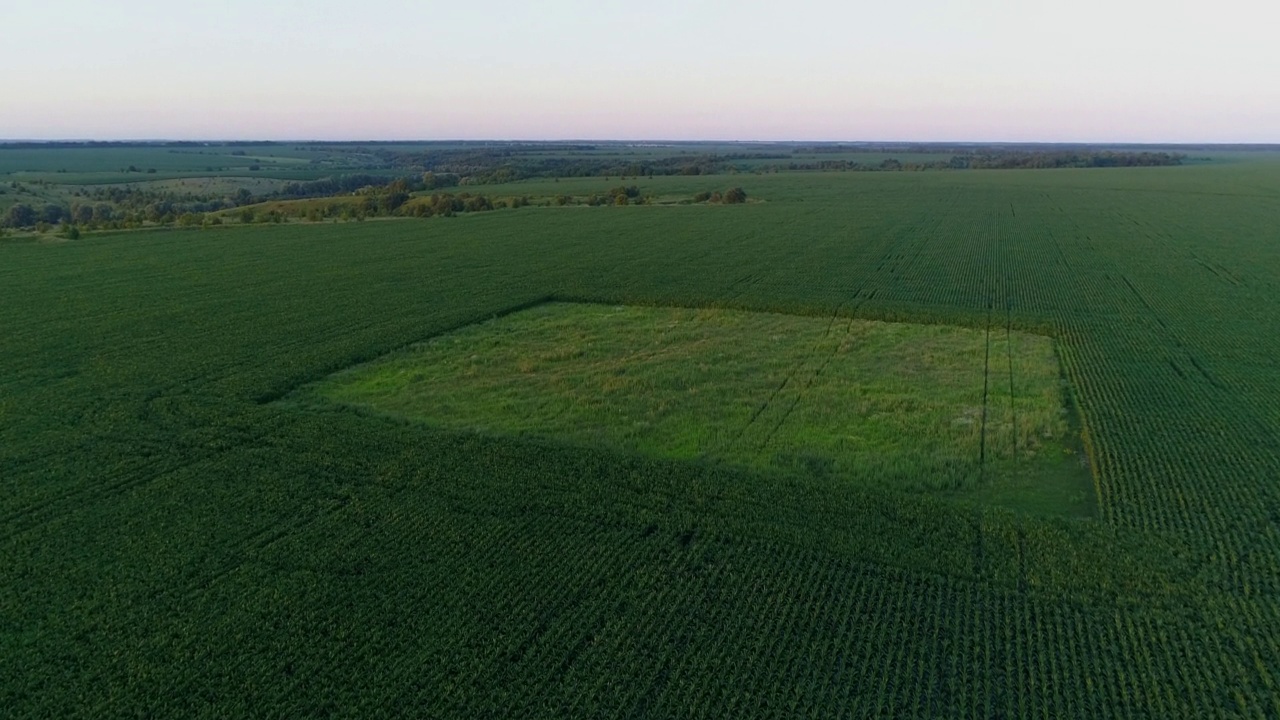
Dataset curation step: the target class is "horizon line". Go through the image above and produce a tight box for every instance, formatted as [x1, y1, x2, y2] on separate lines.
[2, 138, 1279, 147]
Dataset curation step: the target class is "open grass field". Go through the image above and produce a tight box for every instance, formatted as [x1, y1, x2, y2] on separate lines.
[298, 303, 1089, 516]
[4, 157, 1280, 716]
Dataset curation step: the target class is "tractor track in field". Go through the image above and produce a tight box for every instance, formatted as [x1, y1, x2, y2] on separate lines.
[757, 316, 856, 451]
[1118, 273, 1226, 390]
[0, 456, 183, 542]
[725, 311, 843, 452]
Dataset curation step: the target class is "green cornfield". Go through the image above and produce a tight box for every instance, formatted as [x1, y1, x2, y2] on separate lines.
[3, 161, 1279, 717]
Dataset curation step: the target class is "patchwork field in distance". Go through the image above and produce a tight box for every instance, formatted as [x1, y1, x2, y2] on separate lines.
[295, 302, 1093, 516]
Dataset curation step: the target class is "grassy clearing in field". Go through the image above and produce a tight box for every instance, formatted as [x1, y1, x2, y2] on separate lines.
[298, 302, 1093, 516]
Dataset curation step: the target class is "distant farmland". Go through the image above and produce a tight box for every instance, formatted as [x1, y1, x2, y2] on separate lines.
[3, 152, 1280, 717]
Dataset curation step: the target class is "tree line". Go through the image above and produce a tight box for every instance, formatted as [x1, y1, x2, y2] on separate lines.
[775, 151, 1184, 173]
[359, 148, 783, 184]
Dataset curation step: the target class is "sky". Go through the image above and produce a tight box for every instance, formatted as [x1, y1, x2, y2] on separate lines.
[2, 0, 1276, 142]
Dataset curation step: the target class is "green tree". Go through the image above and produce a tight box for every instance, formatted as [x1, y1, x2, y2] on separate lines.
[463, 195, 493, 212]
[41, 204, 69, 225]
[4, 203, 36, 228]
[380, 191, 409, 213]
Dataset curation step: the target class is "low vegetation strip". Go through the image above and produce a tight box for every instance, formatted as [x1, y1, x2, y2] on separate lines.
[293, 303, 1092, 516]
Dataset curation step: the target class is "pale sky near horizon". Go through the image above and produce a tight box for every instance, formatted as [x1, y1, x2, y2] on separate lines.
[2, 0, 1276, 142]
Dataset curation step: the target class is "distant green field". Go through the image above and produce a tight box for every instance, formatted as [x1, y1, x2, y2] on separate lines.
[4, 155, 1280, 717]
[0, 144, 359, 184]
[0, 146, 295, 172]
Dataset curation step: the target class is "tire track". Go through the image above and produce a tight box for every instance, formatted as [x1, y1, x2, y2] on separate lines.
[724, 312, 841, 453]
[757, 316, 856, 451]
